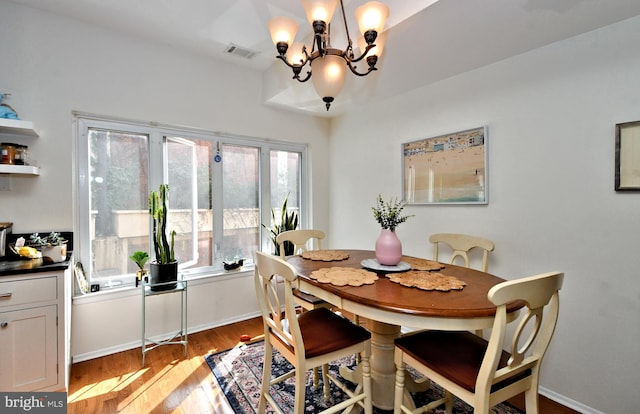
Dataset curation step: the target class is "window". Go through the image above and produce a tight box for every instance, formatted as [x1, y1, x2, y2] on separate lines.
[75, 115, 307, 288]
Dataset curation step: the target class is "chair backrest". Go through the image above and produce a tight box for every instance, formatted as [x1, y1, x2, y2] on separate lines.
[429, 233, 495, 272]
[276, 229, 325, 258]
[478, 271, 564, 393]
[253, 251, 303, 358]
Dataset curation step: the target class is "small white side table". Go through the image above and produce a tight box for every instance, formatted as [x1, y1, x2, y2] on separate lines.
[141, 275, 188, 366]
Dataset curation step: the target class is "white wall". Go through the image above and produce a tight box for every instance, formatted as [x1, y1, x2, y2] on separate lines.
[4, 1, 640, 412]
[328, 15, 640, 414]
[0, 2, 330, 360]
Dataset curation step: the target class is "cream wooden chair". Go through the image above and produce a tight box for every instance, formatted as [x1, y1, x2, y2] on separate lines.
[278, 229, 362, 378]
[277, 229, 325, 258]
[277, 229, 351, 385]
[429, 233, 495, 272]
[253, 251, 373, 414]
[393, 271, 564, 414]
[277, 229, 333, 312]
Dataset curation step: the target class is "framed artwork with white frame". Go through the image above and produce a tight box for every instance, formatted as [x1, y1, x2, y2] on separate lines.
[402, 127, 488, 205]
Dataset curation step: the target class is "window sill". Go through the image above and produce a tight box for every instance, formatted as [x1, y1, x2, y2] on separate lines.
[72, 265, 254, 304]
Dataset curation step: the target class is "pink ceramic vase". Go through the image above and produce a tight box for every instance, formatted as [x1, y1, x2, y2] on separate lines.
[375, 229, 402, 265]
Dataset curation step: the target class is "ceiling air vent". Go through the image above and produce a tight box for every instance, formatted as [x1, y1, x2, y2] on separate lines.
[224, 43, 256, 59]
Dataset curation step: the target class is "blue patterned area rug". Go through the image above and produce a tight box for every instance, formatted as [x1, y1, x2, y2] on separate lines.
[205, 340, 524, 414]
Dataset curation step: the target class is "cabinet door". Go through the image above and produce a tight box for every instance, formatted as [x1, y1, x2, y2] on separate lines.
[0, 305, 57, 391]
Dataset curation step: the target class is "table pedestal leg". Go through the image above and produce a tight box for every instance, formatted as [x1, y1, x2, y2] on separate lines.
[338, 321, 430, 411]
[369, 320, 401, 410]
[338, 320, 399, 411]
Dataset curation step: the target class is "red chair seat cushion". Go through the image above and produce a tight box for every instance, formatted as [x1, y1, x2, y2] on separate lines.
[298, 307, 371, 359]
[395, 330, 531, 393]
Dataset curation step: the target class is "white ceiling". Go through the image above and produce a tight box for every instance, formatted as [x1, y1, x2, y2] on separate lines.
[8, 0, 640, 117]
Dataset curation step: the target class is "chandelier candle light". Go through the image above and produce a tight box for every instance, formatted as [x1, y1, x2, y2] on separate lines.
[268, 0, 389, 110]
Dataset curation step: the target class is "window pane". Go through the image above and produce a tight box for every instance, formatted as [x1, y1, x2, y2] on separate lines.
[222, 145, 259, 262]
[270, 149, 301, 221]
[78, 116, 307, 286]
[166, 137, 212, 268]
[89, 128, 149, 279]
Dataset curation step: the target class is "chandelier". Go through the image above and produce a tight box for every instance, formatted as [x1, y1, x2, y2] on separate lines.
[268, 0, 389, 111]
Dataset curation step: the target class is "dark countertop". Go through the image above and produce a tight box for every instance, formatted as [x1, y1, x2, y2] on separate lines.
[0, 253, 73, 277]
[0, 231, 73, 277]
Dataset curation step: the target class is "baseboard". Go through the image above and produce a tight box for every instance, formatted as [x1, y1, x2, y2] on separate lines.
[71, 310, 261, 363]
[540, 386, 603, 414]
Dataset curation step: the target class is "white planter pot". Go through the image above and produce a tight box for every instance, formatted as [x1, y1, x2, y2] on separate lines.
[41, 244, 67, 262]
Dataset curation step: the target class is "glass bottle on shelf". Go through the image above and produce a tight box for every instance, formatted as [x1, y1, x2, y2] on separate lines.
[1, 142, 16, 164]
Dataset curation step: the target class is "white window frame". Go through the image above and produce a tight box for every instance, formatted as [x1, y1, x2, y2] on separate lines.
[73, 113, 308, 288]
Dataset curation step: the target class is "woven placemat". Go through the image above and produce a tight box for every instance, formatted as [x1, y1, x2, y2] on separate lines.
[387, 271, 466, 291]
[402, 257, 445, 271]
[310, 267, 378, 286]
[301, 250, 349, 261]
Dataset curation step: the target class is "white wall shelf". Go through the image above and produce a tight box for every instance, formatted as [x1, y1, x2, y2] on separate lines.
[0, 164, 39, 175]
[0, 119, 40, 189]
[0, 118, 39, 137]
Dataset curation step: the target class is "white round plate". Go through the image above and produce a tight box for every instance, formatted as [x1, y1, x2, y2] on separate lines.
[361, 258, 410, 272]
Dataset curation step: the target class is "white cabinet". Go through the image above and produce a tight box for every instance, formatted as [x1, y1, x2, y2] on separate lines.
[0, 118, 39, 175]
[0, 266, 71, 392]
[0, 305, 58, 391]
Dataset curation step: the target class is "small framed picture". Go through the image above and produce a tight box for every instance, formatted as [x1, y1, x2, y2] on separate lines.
[402, 127, 488, 205]
[615, 121, 640, 191]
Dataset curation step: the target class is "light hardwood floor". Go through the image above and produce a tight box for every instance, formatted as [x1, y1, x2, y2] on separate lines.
[68, 316, 579, 413]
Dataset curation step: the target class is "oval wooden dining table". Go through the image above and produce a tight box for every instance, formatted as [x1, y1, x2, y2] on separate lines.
[286, 250, 523, 411]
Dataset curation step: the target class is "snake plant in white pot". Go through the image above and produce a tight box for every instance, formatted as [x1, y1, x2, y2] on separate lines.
[148, 184, 177, 291]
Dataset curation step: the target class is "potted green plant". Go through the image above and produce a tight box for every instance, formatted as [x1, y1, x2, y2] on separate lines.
[129, 250, 149, 287]
[28, 231, 68, 263]
[262, 194, 298, 256]
[371, 194, 413, 265]
[148, 184, 177, 291]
